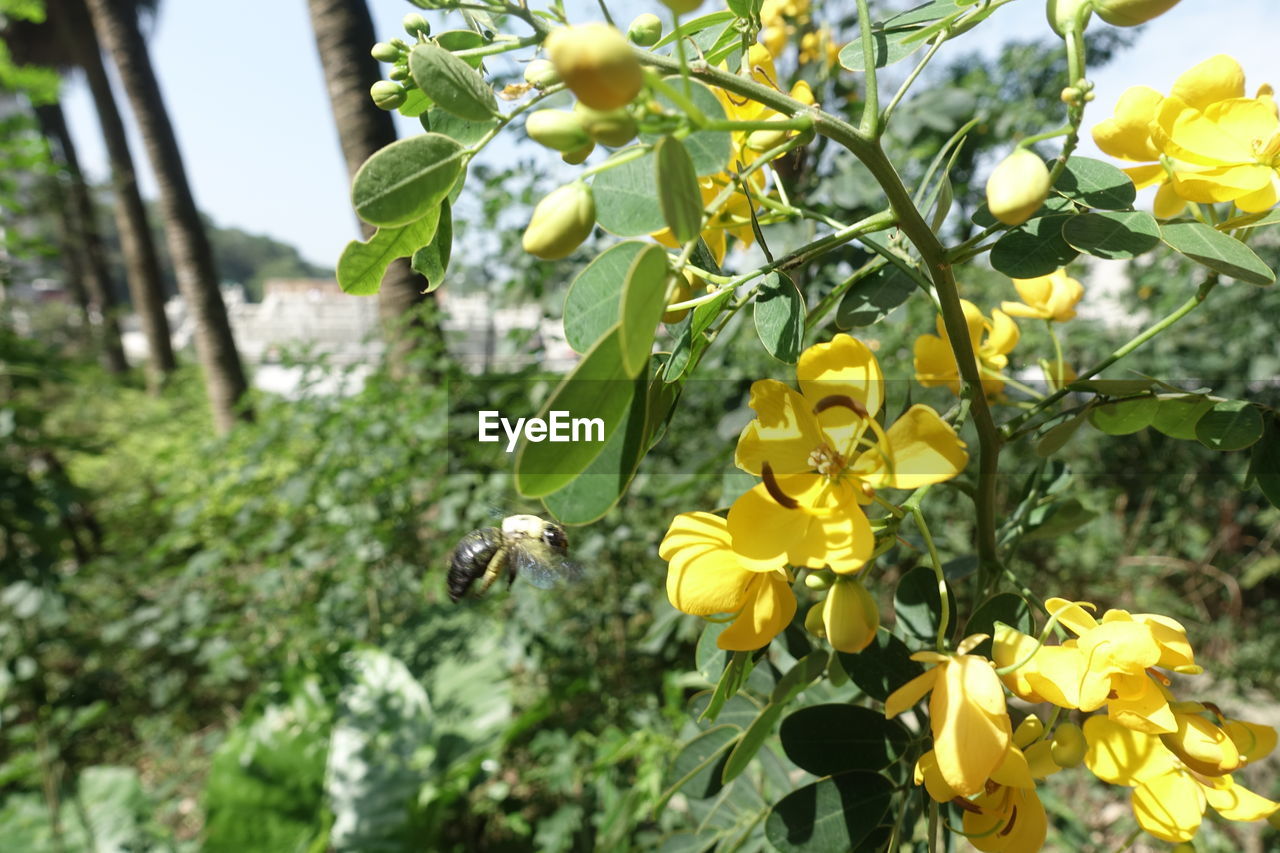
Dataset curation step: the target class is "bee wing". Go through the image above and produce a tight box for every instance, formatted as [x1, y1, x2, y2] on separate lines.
[509, 543, 583, 589]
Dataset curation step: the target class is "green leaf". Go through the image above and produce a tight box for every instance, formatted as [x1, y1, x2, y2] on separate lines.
[659, 726, 739, 807]
[838, 632, 923, 702]
[1088, 396, 1158, 435]
[779, 705, 909, 776]
[893, 564, 956, 647]
[655, 136, 704, 244]
[754, 272, 804, 364]
[351, 133, 467, 228]
[1161, 221, 1275, 286]
[409, 201, 452, 292]
[1150, 394, 1214, 440]
[1035, 412, 1086, 458]
[541, 372, 649, 524]
[989, 214, 1079, 278]
[1052, 157, 1137, 209]
[654, 11, 735, 49]
[424, 108, 498, 146]
[433, 29, 487, 67]
[396, 87, 432, 118]
[1062, 211, 1161, 260]
[408, 43, 499, 121]
[765, 771, 893, 852]
[720, 702, 785, 784]
[836, 264, 915, 328]
[1195, 400, 1263, 452]
[337, 207, 442, 296]
[1067, 378, 1155, 396]
[594, 150, 668, 236]
[1219, 208, 1280, 231]
[771, 651, 828, 705]
[563, 242, 648, 353]
[701, 650, 754, 723]
[618, 244, 671, 377]
[1249, 417, 1280, 507]
[664, 285, 733, 382]
[514, 326, 637, 497]
[972, 194, 1073, 228]
[839, 26, 923, 71]
[964, 593, 1035, 659]
[643, 79, 731, 176]
[1022, 497, 1096, 541]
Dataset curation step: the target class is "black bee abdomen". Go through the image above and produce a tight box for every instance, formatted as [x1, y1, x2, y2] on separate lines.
[448, 527, 503, 602]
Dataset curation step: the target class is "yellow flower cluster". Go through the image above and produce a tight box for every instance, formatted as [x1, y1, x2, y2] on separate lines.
[660, 335, 968, 651]
[759, 0, 839, 67]
[1094, 55, 1280, 218]
[993, 599, 1279, 844]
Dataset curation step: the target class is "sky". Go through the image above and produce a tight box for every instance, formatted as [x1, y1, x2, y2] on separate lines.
[58, 0, 1279, 270]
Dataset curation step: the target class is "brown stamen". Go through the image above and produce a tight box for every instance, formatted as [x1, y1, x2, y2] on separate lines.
[999, 806, 1018, 837]
[762, 461, 799, 510]
[813, 394, 869, 418]
[950, 797, 983, 814]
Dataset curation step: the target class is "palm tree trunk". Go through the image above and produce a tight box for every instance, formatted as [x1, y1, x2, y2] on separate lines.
[306, 0, 444, 380]
[34, 101, 129, 374]
[62, 10, 177, 388]
[83, 0, 251, 432]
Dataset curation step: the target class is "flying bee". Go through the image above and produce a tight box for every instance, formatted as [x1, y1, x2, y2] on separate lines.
[447, 514, 582, 602]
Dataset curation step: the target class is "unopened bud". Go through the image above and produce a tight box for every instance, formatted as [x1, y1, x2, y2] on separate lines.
[389, 38, 409, 51]
[522, 183, 596, 260]
[546, 23, 643, 111]
[370, 80, 407, 110]
[526, 110, 592, 152]
[746, 115, 794, 152]
[403, 13, 430, 38]
[1045, 0, 1092, 37]
[1160, 711, 1242, 777]
[661, 0, 704, 13]
[985, 148, 1051, 226]
[1092, 0, 1181, 27]
[561, 142, 595, 165]
[1050, 722, 1086, 768]
[574, 103, 638, 147]
[1060, 86, 1081, 105]
[803, 570, 833, 591]
[389, 65, 409, 81]
[1013, 714, 1046, 749]
[524, 59, 560, 89]
[820, 576, 879, 654]
[628, 13, 663, 46]
[371, 41, 401, 63]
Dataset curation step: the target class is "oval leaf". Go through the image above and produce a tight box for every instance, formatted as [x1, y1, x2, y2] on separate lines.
[839, 27, 922, 71]
[1151, 394, 1214, 440]
[989, 214, 1080, 278]
[836, 264, 915, 328]
[780, 705, 909, 777]
[655, 136, 704, 245]
[720, 702, 785, 784]
[563, 241, 648, 353]
[660, 725, 740, 806]
[1195, 400, 1263, 452]
[754, 272, 804, 364]
[1088, 396, 1158, 435]
[1063, 210, 1161, 260]
[1161, 221, 1275, 286]
[352, 133, 467, 227]
[409, 201, 452, 292]
[1035, 412, 1086, 458]
[514, 326, 637, 497]
[594, 149, 669, 236]
[618, 245, 671, 377]
[1052, 156, 1137, 210]
[337, 206, 442, 295]
[765, 771, 893, 853]
[641, 78, 731, 176]
[408, 43, 498, 121]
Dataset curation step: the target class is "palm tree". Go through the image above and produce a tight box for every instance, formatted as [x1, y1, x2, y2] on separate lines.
[82, 0, 250, 431]
[306, 0, 444, 379]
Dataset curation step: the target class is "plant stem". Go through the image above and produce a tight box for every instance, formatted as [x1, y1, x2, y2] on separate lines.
[855, 0, 880, 137]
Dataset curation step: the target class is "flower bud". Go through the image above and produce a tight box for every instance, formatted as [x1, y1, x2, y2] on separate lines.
[628, 13, 663, 46]
[522, 183, 596, 260]
[803, 570, 833, 591]
[389, 65, 409, 81]
[1092, 0, 1181, 27]
[746, 115, 794, 152]
[403, 13, 430, 37]
[526, 109, 592, 152]
[985, 148, 1051, 226]
[561, 142, 595, 166]
[1013, 714, 1045, 749]
[371, 41, 401, 63]
[389, 38, 409, 51]
[1049, 721, 1086, 768]
[663, 272, 696, 324]
[1045, 0, 1092, 36]
[523, 59, 560, 89]
[661, 0, 704, 14]
[819, 576, 879, 654]
[370, 80, 407, 110]
[574, 102, 638, 147]
[545, 23, 644, 111]
[1160, 710, 1242, 777]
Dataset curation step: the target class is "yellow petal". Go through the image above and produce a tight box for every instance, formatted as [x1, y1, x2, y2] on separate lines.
[726, 481, 812, 570]
[1152, 180, 1188, 219]
[1107, 675, 1177, 735]
[913, 333, 960, 394]
[932, 656, 1011, 796]
[735, 379, 827, 476]
[990, 745, 1035, 789]
[1203, 776, 1280, 823]
[1093, 85, 1163, 161]
[1083, 715, 1178, 785]
[1161, 711, 1241, 776]
[1224, 719, 1278, 763]
[1045, 598, 1099, 635]
[798, 496, 875, 574]
[914, 750, 960, 803]
[1078, 621, 1161, 675]
[796, 334, 885, 419]
[718, 571, 797, 650]
[1235, 177, 1280, 213]
[1125, 163, 1169, 191]
[850, 405, 969, 491]
[1171, 54, 1246, 111]
[1025, 741, 1061, 780]
[986, 309, 1020, 355]
[1132, 772, 1205, 842]
[884, 666, 939, 719]
[661, 512, 753, 615]
[1155, 96, 1256, 166]
[1133, 613, 1195, 669]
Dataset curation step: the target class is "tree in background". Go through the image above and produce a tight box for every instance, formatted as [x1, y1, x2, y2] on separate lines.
[306, 0, 442, 380]
[82, 0, 249, 431]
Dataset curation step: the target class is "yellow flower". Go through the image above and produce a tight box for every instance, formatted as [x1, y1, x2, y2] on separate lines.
[1084, 715, 1279, 843]
[805, 574, 879, 653]
[660, 512, 796, 651]
[913, 300, 1020, 397]
[1000, 268, 1084, 322]
[993, 599, 1199, 734]
[727, 335, 968, 574]
[885, 636, 1012, 796]
[1093, 55, 1278, 217]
